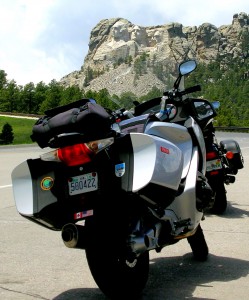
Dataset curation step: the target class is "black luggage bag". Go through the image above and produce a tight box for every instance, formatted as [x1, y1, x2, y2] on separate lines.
[31, 99, 113, 148]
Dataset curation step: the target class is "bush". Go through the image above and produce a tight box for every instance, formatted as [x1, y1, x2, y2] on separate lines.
[0, 122, 14, 144]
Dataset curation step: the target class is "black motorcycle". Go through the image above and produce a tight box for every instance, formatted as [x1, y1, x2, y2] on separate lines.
[203, 119, 244, 214]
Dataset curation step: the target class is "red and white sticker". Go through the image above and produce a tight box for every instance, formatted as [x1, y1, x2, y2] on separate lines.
[160, 146, 170, 154]
[74, 209, 94, 220]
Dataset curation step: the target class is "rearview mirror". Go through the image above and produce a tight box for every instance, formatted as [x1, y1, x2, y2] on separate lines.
[179, 60, 197, 76]
[192, 99, 217, 123]
[212, 101, 220, 110]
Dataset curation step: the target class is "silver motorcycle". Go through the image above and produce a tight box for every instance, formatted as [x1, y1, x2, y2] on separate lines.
[12, 60, 215, 299]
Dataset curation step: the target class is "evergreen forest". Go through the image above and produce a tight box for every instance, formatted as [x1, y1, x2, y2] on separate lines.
[0, 56, 248, 127]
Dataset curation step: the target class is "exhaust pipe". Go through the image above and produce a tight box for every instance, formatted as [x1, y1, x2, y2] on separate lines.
[128, 235, 148, 255]
[224, 175, 235, 184]
[61, 223, 87, 249]
[128, 223, 163, 255]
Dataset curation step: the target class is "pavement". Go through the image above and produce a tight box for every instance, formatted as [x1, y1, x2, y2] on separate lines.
[0, 132, 248, 300]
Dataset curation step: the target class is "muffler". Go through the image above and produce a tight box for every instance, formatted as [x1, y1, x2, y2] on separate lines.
[128, 223, 163, 255]
[224, 175, 236, 184]
[61, 223, 87, 249]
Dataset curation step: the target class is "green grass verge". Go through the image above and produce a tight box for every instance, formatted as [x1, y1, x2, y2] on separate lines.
[0, 116, 37, 145]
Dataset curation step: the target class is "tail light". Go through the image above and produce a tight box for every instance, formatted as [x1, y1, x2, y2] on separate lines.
[209, 170, 219, 176]
[206, 148, 222, 176]
[40, 137, 114, 166]
[206, 151, 218, 160]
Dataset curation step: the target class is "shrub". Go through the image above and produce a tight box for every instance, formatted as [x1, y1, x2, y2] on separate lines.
[0, 122, 14, 144]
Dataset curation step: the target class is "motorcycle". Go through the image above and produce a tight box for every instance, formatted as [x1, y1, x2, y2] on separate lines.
[12, 60, 218, 299]
[195, 104, 244, 214]
[131, 77, 243, 217]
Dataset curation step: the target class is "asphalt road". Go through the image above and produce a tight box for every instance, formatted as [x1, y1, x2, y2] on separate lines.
[0, 132, 248, 300]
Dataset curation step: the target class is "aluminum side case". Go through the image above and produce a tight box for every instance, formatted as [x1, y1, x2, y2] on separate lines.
[111, 131, 184, 209]
[110, 131, 185, 208]
[129, 133, 184, 192]
[11, 159, 60, 229]
[144, 121, 193, 179]
[12, 159, 57, 214]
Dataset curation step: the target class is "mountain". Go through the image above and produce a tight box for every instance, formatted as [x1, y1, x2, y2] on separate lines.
[60, 12, 249, 97]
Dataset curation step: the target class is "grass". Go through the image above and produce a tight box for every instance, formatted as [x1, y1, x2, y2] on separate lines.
[0, 116, 37, 145]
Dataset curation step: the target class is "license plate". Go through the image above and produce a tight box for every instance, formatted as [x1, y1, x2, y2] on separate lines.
[206, 159, 222, 172]
[68, 172, 98, 195]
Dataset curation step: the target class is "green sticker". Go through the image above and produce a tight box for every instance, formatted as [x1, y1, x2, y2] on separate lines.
[41, 177, 54, 190]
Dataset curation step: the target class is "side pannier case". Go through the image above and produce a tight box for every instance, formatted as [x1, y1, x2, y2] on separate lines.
[220, 139, 244, 171]
[11, 159, 60, 229]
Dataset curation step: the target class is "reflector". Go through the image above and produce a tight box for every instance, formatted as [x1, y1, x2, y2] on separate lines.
[210, 170, 219, 176]
[206, 151, 218, 160]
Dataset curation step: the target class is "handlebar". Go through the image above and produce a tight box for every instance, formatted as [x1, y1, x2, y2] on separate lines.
[163, 84, 201, 97]
[181, 84, 201, 96]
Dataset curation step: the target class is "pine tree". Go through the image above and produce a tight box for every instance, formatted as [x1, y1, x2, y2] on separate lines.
[0, 123, 14, 144]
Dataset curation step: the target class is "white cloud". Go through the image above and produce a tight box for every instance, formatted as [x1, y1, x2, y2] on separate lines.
[0, 0, 60, 84]
[0, 0, 248, 86]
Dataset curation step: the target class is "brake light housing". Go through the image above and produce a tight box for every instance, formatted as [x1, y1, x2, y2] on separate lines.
[57, 143, 93, 166]
[40, 137, 114, 166]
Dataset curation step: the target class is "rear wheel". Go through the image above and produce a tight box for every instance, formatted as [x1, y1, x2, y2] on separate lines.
[210, 182, 227, 215]
[187, 224, 209, 261]
[85, 206, 150, 300]
[86, 244, 149, 299]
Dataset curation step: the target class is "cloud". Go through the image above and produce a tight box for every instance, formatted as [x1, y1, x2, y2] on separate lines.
[0, 0, 248, 86]
[0, 0, 61, 84]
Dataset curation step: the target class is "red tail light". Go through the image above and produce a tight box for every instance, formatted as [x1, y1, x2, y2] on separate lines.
[40, 137, 114, 166]
[57, 143, 93, 166]
[210, 170, 219, 176]
[206, 151, 218, 160]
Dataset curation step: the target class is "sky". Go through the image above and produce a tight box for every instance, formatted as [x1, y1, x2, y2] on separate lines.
[0, 0, 248, 86]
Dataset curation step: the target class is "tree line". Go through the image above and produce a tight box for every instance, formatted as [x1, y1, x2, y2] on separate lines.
[185, 57, 249, 126]
[0, 69, 162, 115]
[0, 55, 248, 126]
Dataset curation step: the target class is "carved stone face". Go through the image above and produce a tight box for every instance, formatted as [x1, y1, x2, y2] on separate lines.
[131, 25, 147, 46]
[153, 30, 161, 43]
[111, 21, 130, 42]
[131, 25, 141, 40]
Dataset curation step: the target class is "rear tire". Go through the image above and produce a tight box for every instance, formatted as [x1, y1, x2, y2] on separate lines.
[86, 245, 149, 299]
[210, 182, 227, 215]
[85, 207, 149, 300]
[187, 224, 209, 261]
